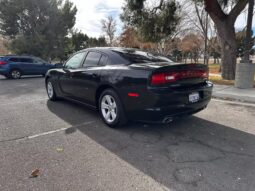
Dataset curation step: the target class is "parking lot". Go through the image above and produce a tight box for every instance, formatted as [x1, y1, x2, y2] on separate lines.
[0, 76, 255, 191]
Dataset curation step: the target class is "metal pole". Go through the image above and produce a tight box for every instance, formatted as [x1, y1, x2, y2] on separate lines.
[204, 12, 209, 66]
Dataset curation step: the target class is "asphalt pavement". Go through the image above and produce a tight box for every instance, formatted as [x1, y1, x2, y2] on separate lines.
[0, 76, 255, 191]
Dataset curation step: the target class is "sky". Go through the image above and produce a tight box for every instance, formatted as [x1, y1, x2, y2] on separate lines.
[70, 0, 125, 37]
[70, 0, 255, 38]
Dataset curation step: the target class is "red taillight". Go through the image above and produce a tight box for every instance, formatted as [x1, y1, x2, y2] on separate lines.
[151, 73, 167, 85]
[128, 93, 139, 97]
[0, 61, 7, 65]
[151, 70, 207, 85]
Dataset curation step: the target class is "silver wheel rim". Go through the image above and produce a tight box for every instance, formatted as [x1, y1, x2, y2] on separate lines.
[101, 95, 117, 123]
[47, 82, 54, 98]
[11, 70, 21, 79]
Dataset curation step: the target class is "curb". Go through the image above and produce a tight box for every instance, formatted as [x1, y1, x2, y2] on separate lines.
[212, 93, 255, 104]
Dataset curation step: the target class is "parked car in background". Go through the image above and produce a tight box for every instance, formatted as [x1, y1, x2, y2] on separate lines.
[54, 62, 64, 69]
[0, 55, 55, 79]
[45, 47, 213, 128]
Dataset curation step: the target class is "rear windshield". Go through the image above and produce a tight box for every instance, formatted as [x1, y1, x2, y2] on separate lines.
[112, 49, 173, 64]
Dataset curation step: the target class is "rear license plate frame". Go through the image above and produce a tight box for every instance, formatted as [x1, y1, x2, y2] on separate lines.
[189, 92, 200, 103]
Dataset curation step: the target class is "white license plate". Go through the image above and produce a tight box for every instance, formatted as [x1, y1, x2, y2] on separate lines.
[189, 92, 200, 103]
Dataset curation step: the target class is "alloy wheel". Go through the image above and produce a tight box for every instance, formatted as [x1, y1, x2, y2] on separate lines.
[11, 70, 21, 79]
[47, 81, 54, 99]
[101, 95, 117, 123]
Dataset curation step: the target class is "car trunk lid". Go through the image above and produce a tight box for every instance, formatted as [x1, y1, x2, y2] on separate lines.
[130, 62, 208, 88]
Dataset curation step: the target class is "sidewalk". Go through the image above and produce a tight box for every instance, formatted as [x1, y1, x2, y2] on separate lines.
[212, 84, 255, 104]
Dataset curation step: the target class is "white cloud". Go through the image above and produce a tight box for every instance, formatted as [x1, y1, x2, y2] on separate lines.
[70, 0, 125, 37]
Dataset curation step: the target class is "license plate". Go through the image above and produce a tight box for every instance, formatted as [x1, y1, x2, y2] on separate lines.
[189, 92, 200, 103]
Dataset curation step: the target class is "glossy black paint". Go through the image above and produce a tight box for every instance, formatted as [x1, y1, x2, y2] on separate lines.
[46, 47, 213, 123]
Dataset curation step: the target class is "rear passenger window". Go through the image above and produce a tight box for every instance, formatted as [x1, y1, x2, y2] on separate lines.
[99, 55, 108, 65]
[9, 58, 19, 62]
[19, 58, 33, 63]
[84, 52, 101, 67]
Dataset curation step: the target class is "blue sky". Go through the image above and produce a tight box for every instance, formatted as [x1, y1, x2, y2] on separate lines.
[71, 0, 255, 38]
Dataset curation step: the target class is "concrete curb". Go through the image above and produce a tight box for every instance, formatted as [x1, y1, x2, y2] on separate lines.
[212, 84, 255, 104]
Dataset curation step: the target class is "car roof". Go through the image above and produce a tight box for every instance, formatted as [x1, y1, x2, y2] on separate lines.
[4, 55, 34, 58]
[3, 55, 42, 61]
[76, 47, 173, 65]
[79, 47, 138, 54]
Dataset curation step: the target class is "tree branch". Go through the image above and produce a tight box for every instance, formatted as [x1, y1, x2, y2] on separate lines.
[204, 0, 226, 21]
[194, 3, 206, 36]
[229, 0, 249, 21]
[152, 0, 164, 13]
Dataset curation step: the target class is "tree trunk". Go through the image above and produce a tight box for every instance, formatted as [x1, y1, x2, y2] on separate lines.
[216, 21, 237, 80]
[204, 0, 249, 80]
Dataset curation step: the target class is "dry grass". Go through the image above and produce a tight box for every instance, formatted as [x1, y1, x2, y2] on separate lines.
[209, 64, 220, 74]
[209, 75, 234, 86]
[209, 75, 255, 87]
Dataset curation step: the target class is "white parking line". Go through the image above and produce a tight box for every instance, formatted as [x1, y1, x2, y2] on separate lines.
[28, 121, 95, 139]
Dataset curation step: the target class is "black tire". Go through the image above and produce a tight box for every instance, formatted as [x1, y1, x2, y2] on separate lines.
[46, 79, 58, 101]
[99, 89, 127, 128]
[9, 69, 22, 79]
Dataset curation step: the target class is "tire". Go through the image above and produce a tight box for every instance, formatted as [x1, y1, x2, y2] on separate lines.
[10, 69, 21, 79]
[99, 89, 127, 128]
[46, 79, 58, 101]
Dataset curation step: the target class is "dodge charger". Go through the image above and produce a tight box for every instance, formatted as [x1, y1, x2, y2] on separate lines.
[45, 47, 213, 127]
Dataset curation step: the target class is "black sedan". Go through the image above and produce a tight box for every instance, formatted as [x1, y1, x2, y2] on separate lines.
[45, 47, 213, 127]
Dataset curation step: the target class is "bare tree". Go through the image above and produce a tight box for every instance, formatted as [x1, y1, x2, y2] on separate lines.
[101, 16, 117, 46]
[180, 34, 204, 64]
[180, 1, 215, 65]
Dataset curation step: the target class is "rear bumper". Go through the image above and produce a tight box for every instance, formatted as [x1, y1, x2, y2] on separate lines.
[125, 81, 213, 123]
[132, 99, 210, 123]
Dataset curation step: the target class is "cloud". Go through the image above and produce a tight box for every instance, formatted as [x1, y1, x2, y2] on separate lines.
[70, 0, 125, 37]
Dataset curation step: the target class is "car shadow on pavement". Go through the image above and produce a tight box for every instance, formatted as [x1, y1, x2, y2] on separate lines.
[47, 100, 255, 191]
